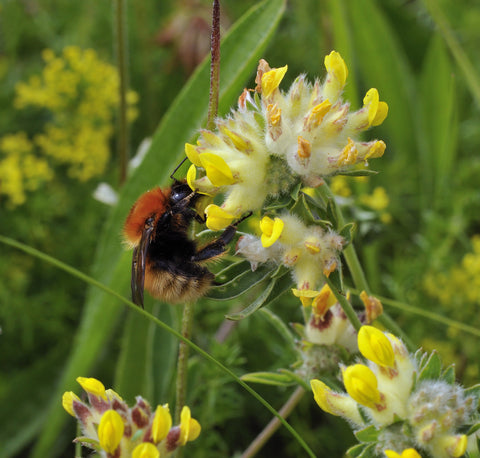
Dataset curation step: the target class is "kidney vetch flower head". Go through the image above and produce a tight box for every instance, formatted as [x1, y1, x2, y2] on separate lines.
[186, 50, 388, 231]
[62, 376, 201, 457]
[310, 326, 479, 458]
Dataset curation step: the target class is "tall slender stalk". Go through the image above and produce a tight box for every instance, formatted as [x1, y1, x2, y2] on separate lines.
[207, 0, 221, 130]
[114, 0, 129, 185]
[174, 302, 195, 424]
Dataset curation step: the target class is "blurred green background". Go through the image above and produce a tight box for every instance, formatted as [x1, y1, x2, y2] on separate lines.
[1, 0, 479, 456]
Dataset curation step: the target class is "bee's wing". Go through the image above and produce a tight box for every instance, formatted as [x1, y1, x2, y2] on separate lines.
[131, 223, 154, 308]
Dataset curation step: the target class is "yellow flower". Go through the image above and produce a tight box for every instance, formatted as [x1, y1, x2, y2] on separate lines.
[177, 406, 201, 446]
[310, 379, 365, 426]
[291, 288, 320, 307]
[98, 410, 124, 454]
[260, 216, 284, 247]
[363, 88, 389, 127]
[436, 434, 468, 458]
[199, 152, 235, 187]
[324, 50, 348, 88]
[311, 284, 337, 317]
[204, 204, 236, 231]
[132, 442, 160, 458]
[384, 449, 422, 458]
[76, 376, 107, 399]
[152, 404, 172, 444]
[358, 326, 395, 368]
[261, 65, 288, 98]
[62, 391, 81, 417]
[343, 364, 382, 410]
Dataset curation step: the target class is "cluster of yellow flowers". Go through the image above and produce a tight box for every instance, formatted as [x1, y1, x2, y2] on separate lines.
[0, 132, 53, 206]
[1, 46, 138, 206]
[311, 326, 474, 458]
[184, 51, 388, 305]
[424, 235, 480, 308]
[63, 377, 200, 458]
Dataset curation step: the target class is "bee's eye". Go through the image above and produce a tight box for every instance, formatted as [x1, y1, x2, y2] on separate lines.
[170, 183, 192, 205]
[144, 216, 155, 228]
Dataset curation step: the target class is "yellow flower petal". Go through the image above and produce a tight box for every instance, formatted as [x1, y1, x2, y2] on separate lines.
[98, 410, 124, 454]
[363, 88, 388, 127]
[186, 164, 197, 191]
[337, 138, 358, 166]
[358, 326, 394, 368]
[261, 65, 288, 98]
[310, 379, 336, 415]
[260, 216, 284, 247]
[185, 143, 201, 166]
[291, 288, 320, 307]
[297, 136, 311, 159]
[188, 418, 201, 442]
[385, 449, 422, 458]
[364, 140, 386, 160]
[178, 406, 191, 446]
[305, 100, 332, 129]
[205, 204, 236, 231]
[132, 443, 160, 458]
[76, 376, 107, 399]
[343, 364, 381, 410]
[62, 391, 81, 416]
[312, 284, 337, 317]
[152, 404, 172, 444]
[199, 153, 235, 187]
[324, 51, 348, 88]
[218, 125, 251, 152]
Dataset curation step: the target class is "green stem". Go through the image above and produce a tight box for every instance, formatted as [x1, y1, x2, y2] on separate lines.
[241, 387, 306, 458]
[324, 274, 362, 331]
[207, 0, 221, 130]
[175, 302, 195, 424]
[315, 183, 371, 294]
[114, 0, 129, 185]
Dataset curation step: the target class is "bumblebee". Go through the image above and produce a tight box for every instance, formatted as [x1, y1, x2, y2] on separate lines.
[124, 180, 241, 307]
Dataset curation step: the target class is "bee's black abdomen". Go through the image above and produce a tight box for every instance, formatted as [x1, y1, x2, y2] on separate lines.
[144, 229, 214, 303]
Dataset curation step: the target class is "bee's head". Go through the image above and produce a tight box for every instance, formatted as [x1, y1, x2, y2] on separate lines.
[169, 180, 199, 207]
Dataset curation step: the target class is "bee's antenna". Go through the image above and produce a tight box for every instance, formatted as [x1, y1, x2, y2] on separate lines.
[170, 157, 188, 180]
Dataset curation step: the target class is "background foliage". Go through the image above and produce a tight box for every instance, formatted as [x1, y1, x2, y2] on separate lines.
[1, 0, 479, 456]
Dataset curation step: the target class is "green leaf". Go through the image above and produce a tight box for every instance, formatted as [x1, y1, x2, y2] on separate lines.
[207, 262, 276, 300]
[225, 279, 276, 320]
[440, 364, 456, 385]
[258, 307, 296, 348]
[225, 269, 293, 320]
[339, 222, 356, 246]
[338, 169, 379, 177]
[241, 371, 296, 386]
[464, 383, 480, 400]
[418, 351, 442, 381]
[465, 422, 480, 437]
[419, 34, 457, 208]
[354, 425, 379, 443]
[32, 1, 287, 455]
[347, 443, 369, 458]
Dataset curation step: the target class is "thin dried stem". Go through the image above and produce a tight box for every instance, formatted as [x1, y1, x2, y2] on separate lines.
[240, 386, 306, 458]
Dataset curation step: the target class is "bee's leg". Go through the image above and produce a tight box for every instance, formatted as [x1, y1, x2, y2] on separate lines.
[191, 225, 237, 262]
[191, 212, 252, 262]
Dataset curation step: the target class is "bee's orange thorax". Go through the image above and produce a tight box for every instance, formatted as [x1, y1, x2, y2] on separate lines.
[123, 187, 170, 246]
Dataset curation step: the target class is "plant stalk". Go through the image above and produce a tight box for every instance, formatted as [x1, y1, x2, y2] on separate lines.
[207, 0, 221, 130]
[174, 301, 195, 424]
[241, 386, 306, 458]
[114, 0, 129, 185]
